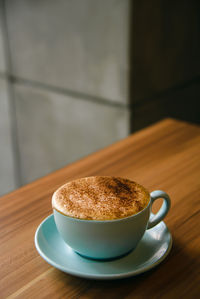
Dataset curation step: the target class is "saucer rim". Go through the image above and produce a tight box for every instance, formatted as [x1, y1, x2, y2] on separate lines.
[35, 214, 172, 280]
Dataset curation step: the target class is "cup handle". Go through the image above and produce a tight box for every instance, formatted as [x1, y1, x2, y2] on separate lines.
[147, 190, 171, 229]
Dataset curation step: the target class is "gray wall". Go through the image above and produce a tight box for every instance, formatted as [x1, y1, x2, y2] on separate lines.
[0, 0, 130, 195]
[1, 0, 199, 196]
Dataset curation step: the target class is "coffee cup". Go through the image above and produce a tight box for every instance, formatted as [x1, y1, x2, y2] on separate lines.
[52, 177, 171, 260]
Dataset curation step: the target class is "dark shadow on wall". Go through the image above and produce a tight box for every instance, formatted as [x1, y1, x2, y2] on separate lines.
[129, 0, 200, 132]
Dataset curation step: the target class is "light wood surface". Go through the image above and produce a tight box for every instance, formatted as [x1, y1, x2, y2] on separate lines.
[0, 118, 200, 298]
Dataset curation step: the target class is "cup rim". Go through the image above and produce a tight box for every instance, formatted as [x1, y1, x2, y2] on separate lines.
[53, 193, 151, 223]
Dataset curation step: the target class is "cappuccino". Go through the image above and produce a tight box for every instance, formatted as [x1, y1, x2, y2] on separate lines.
[52, 176, 150, 220]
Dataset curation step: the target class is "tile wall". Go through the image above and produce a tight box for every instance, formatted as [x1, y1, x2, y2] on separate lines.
[0, 0, 130, 195]
[0, 0, 199, 195]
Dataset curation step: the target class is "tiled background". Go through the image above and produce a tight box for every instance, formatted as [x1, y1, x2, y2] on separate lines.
[0, 78, 16, 193]
[0, 0, 200, 195]
[0, 0, 130, 195]
[14, 83, 129, 185]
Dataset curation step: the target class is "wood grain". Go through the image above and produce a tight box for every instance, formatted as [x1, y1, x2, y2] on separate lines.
[0, 118, 200, 298]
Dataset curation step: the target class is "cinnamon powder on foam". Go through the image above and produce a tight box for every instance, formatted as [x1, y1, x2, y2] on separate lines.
[52, 176, 150, 220]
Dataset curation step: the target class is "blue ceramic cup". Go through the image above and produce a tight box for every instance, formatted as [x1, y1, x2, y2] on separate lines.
[53, 190, 170, 260]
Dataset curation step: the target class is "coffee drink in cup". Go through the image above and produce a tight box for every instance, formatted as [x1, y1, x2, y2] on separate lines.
[52, 176, 150, 220]
[52, 176, 170, 260]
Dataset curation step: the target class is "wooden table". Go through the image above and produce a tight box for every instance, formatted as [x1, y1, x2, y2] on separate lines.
[1, 118, 200, 298]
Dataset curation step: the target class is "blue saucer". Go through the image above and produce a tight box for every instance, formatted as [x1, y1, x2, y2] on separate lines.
[35, 214, 172, 280]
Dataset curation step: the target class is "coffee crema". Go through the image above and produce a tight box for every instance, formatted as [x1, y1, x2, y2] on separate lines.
[52, 176, 150, 220]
